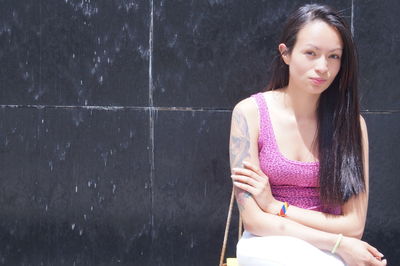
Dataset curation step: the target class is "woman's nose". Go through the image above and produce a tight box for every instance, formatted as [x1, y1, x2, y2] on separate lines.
[315, 57, 328, 74]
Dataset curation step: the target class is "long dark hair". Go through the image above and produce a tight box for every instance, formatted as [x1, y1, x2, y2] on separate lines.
[265, 4, 365, 205]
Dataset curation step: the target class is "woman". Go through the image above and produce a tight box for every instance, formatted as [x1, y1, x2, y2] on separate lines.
[229, 4, 387, 266]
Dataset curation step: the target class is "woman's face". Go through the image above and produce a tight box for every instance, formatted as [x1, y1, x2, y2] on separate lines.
[280, 20, 343, 95]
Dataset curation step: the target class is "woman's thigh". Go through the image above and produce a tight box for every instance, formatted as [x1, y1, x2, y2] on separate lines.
[237, 231, 346, 266]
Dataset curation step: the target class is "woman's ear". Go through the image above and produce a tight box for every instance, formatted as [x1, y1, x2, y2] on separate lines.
[278, 43, 290, 65]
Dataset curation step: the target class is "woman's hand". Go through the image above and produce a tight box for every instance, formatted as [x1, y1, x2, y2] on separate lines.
[231, 161, 279, 213]
[337, 236, 387, 266]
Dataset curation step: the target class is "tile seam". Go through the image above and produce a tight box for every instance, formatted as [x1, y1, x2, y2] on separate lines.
[0, 105, 399, 113]
[148, 0, 155, 245]
[40, 0, 42, 96]
[351, 0, 354, 36]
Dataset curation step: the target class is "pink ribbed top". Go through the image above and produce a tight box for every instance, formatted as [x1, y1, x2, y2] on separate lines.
[252, 92, 341, 215]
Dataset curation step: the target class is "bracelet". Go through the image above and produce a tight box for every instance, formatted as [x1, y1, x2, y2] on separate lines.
[277, 202, 289, 217]
[331, 233, 343, 254]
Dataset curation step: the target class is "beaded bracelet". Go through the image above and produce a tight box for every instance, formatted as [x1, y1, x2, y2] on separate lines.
[331, 233, 343, 254]
[277, 202, 289, 217]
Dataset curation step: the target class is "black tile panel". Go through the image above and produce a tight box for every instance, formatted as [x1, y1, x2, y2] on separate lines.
[0, 107, 152, 264]
[354, 0, 400, 110]
[152, 109, 234, 265]
[0, 0, 149, 106]
[153, 0, 351, 108]
[363, 112, 400, 264]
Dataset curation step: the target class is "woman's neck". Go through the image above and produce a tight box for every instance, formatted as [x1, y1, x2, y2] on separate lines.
[277, 86, 320, 121]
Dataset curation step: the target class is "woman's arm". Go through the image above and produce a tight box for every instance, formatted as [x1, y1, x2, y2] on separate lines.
[280, 115, 369, 238]
[230, 99, 334, 242]
[234, 115, 369, 239]
[230, 99, 341, 248]
[230, 100, 385, 264]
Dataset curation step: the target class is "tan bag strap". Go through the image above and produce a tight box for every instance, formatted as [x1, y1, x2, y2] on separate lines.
[219, 186, 243, 266]
[238, 214, 243, 240]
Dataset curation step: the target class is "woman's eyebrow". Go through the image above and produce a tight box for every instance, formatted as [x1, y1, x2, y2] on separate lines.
[305, 43, 343, 52]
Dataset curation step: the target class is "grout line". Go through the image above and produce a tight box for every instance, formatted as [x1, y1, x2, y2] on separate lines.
[148, 0, 155, 243]
[351, 0, 354, 36]
[40, 0, 42, 95]
[0, 104, 233, 112]
[363, 110, 400, 115]
[1, 105, 398, 114]
[154, 106, 231, 112]
[148, 0, 154, 113]
[0, 104, 142, 110]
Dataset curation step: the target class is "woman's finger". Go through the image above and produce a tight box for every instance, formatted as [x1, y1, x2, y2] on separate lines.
[371, 258, 387, 266]
[232, 167, 253, 176]
[233, 181, 256, 195]
[231, 174, 259, 188]
[232, 167, 264, 182]
[243, 162, 269, 182]
[366, 244, 384, 260]
[243, 161, 266, 176]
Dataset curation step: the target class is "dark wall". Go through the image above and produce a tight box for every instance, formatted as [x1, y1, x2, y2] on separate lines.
[0, 0, 399, 265]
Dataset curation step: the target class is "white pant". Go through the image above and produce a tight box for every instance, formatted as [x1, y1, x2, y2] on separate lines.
[237, 231, 346, 266]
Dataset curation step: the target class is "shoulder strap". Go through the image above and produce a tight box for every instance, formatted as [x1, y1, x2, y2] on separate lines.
[252, 92, 277, 151]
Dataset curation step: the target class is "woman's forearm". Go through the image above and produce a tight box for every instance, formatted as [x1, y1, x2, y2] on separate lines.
[284, 204, 364, 238]
[268, 196, 367, 239]
[233, 160, 367, 239]
[240, 198, 384, 264]
[244, 209, 340, 253]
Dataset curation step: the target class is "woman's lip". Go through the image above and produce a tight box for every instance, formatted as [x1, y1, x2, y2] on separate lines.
[310, 78, 326, 85]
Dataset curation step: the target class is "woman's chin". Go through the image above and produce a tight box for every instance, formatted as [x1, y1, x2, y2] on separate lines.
[307, 83, 329, 95]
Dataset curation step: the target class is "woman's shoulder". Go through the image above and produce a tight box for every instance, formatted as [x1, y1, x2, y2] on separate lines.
[359, 114, 367, 129]
[359, 114, 368, 144]
[233, 91, 275, 115]
[231, 92, 274, 130]
[232, 95, 259, 119]
[234, 95, 256, 110]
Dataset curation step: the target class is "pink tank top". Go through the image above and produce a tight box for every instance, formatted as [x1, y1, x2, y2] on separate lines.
[252, 92, 341, 215]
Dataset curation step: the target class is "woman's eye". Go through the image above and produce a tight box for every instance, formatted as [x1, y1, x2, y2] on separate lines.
[330, 54, 341, 59]
[305, 51, 316, 56]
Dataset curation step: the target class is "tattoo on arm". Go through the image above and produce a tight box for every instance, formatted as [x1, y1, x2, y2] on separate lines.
[229, 107, 252, 211]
